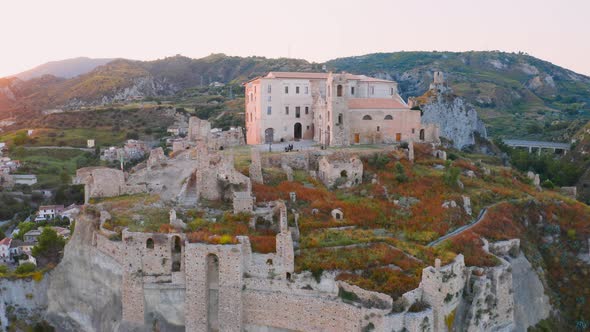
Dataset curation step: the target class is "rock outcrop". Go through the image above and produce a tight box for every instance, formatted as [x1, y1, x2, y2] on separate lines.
[410, 72, 487, 149]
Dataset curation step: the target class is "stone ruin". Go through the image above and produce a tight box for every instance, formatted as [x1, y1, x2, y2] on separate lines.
[249, 147, 263, 184]
[318, 153, 363, 188]
[146, 147, 166, 171]
[74, 167, 146, 204]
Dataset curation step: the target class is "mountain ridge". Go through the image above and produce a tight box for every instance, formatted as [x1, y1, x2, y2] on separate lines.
[2, 51, 590, 140]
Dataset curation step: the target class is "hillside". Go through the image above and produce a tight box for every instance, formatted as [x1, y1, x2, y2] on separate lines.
[11, 57, 115, 80]
[2, 52, 590, 140]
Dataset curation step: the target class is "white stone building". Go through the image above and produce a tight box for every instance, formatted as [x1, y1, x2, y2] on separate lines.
[244, 72, 436, 146]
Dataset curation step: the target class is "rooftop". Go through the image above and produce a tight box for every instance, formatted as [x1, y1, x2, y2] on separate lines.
[245, 72, 395, 84]
[347, 98, 409, 109]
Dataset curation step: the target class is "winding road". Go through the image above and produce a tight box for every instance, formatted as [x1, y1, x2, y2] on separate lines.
[427, 207, 489, 247]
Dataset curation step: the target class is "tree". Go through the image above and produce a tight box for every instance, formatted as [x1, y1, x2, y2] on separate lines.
[32, 228, 66, 266]
[15, 222, 37, 240]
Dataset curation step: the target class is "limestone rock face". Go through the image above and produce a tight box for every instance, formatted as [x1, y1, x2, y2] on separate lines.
[412, 72, 487, 149]
[45, 216, 124, 332]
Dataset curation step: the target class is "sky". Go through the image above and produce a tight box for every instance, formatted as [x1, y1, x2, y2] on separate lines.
[1, 0, 589, 77]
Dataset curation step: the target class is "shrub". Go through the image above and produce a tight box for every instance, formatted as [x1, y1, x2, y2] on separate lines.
[15, 262, 36, 274]
[395, 163, 408, 183]
[443, 167, 461, 188]
[541, 179, 555, 189]
[408, 299, 430, 312]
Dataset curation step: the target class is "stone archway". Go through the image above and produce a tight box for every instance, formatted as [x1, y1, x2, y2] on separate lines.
[294, 123, 302, 140]
[207, 254, 220, 332]
[264, 128, 274, 144]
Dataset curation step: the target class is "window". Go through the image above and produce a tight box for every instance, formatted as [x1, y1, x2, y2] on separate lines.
[267, 106, 272, 115]
[146, 238, 154, 249]
[285, 106, 289, 115]
[284, 86, 289, 94]
[370, 86, 375, 95]
[412, 128, 415, 134]
[305, 106, 309, 114]
[268, 96, 271, 102]
[306, 125, 310, 130]
[390, 87, 394, 95]
[362, 115, 372, 120]
[295, 106, 301, 118]
[328, 86, 331, 97]
[296, 86, 300, 94]
[377, 126, 380, 132]
[351, 87, 355, 95]
[384, 115, 393, 120]
[338, 113, 343, 125]
[305, 86, 309, 94]
[337, 85, 343, 97]
[268, 85, 272, 93]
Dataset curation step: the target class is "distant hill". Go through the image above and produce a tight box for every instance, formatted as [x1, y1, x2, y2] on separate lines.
[2, 52, 590, 140]
[12, 57, 115, 80]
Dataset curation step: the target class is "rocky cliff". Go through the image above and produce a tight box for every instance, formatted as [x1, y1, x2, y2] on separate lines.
[411, 72, 488, 149]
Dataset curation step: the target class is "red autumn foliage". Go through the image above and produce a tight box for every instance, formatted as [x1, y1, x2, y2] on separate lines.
[249, 235, 277, 253]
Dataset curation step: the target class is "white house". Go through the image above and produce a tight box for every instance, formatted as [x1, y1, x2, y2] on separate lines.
[12, 174, 37, 186]
[35, 205, 65, 222]
[0, 238, 12, 262]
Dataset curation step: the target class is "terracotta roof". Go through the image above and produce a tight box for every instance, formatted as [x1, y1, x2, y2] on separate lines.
[266, 72, 328, 79]
[0, 237, 12, 247]
[264, 72, 395, 83]
[347, 98, 409, 109]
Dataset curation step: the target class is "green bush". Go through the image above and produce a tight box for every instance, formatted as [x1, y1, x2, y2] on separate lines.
[15, 262, 36, 274]
[541, 179, 555, 189]
[443, 167, 461, 187]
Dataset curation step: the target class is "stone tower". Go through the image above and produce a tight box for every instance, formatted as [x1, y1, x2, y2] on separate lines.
[325, 72, 351, 146]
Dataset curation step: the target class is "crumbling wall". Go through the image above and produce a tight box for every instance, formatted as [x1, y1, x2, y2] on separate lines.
[184, 243, 244, 331]
[249, 148, 263, 184]
[318, 154, 363, 188]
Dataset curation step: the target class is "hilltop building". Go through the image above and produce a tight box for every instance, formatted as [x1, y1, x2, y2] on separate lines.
[244, 72, 438, 146]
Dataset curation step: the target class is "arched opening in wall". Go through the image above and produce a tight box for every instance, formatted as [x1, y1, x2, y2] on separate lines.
[420, 129, 425, 141]
[362, 115, 372, 120]
[219, 146, 224, 151]
[264, 128, 274, 144]
[340, 170, 348, 178]
[146, 238, 154, 249]
[338, 113, 343, 125]
[266, 258, 273, 265]
[384, 115, 393, 120]
[294, 123, 302, 140]
[337, 85, 343, 97]
[206, 254, 220, 332]
[286, 272, 292, 281]
[171, 236, 181, 272]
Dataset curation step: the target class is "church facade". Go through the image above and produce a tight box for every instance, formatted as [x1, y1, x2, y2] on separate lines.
[244, 71, 438, 146]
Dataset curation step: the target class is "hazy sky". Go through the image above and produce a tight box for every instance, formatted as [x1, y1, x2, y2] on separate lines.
[2, 0, 589, 77]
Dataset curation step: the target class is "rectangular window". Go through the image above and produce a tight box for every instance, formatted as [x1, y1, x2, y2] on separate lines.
[296, 86, 300, 94]
[284, 86, 289, 94]
[351, 87, 355, 95]
[268, 96, 271, 102]
[391, 87, 394, 95]
[295, 106, 301, 118]
[268, 85, 272, 93]
[305, 106, 309, 115]
[370, 86, 375, 95]
[412, 128, 415, 134]
[377, 126, 380, 132]
[306, 125, 310, 130]
[285, 106, 289, 115]
[267, 106, 272, 115]
[305, 86, 309, 94]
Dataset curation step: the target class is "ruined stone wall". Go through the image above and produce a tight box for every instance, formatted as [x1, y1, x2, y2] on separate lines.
[249, 148, 263, 184]
[242, 290, 363, 331]
[318, 155, 363, 188]
[188, 116, 211, 142]
[184, 243, 244, 331]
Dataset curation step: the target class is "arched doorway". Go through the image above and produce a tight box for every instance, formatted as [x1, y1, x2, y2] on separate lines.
[294, 123, 302, 140]
[171, 236, 181, 272]
[207, 254, 220, 331]
[264, 128, 274, 143]
[419, 129, 425, 141]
